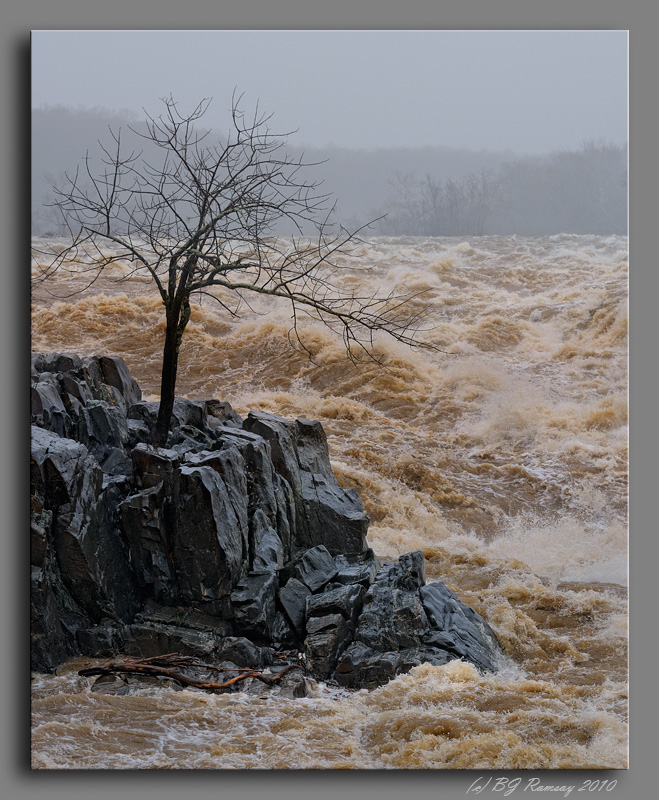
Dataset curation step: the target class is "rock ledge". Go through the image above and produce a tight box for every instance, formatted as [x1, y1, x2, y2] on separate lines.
[31, 352, 502, 690]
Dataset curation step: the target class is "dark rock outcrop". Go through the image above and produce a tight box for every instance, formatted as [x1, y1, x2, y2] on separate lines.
[30, 351, 502, 690]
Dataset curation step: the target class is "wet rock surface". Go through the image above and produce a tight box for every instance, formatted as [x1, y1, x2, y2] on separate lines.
[31, 351, 502, 691]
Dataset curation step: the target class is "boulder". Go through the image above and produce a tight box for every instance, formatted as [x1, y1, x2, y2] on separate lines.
[97, 355, 142, 407]
[243, 412, 369, 556]
[334, 552, 502, 687]
[31, 426, 140, 623]
[230, 572, 279, 641]
[278, 577, 311, 635]
[304, 617, 354, 679]
[31, 373, 72, 438]
[420, 582, 500, 673]
[333, 549, 381, 588]
[121, 482, 178, 605]
[289, 545, 338, 592]
[171, 465, 246, 608]
[305, 583, 365, 624]
[216, 637, 274, 669]
[250, 509, 285, 573]
[206, 399, 243, 429]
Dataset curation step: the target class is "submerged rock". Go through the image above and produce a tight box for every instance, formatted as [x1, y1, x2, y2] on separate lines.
[30, 351, 503, 687]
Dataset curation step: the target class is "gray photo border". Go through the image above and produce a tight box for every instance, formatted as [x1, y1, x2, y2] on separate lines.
[4, 1, 655, 798]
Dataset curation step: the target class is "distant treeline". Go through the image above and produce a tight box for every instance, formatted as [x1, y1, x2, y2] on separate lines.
[373, 140, 627, 236]
[32, 106, 627, 237]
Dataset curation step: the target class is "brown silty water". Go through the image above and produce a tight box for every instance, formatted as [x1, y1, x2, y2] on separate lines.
[30, 234, 628, 769]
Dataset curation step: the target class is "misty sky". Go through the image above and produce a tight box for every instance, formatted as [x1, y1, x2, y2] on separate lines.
[31, 30, 627, 154]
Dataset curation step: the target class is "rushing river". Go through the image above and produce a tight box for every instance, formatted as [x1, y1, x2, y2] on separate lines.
[30, 234, 628, 769]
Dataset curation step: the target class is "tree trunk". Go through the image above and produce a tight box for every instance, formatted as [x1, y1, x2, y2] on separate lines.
[153, 297, 190, 446]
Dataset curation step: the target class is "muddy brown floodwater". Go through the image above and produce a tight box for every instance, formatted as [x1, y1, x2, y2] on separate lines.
[31, 234, 628, 769]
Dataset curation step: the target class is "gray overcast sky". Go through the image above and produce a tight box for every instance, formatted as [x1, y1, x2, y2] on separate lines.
[31, 30, 627, 153]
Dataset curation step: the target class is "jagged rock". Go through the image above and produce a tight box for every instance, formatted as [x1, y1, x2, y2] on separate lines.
[30, 520, 48, 569]
[31, 352, 142, 413]
[97, 355, 142, 408]
[135, 602, 232, 637]
[90, 673, 185, 695]
[304, 617, 354, 679]
[76, 400, 129, 462]
[122, 603, 233, 661]
[172, 398, 208, 430]
[279, 577, 311, 635]
[287, 545, 338, 592]
[302, 583, 366, 678]
[334, 641, 403, 689]
[215, 427, 295, 563]
[206, 399, 243, 429]
[128, 398, 208, 441]
[31, 477, 95, 671]
[122, 622, 223, 661]
[333, 549, 381, 588]
[243, 412, 369, 556]
[169, 424, 215, 452]
[121, 482, 177, 604]
[275, 671, 313, 699]
[30, 565, 68, 672]
[99, 447, 132, 476]
[271, 611, 298, 648]
[172, 465, 246, 607]
[305, 583, 365, 624]
[32, 351, 84, 376]
[231, 572, 279, 641]
[31, 373, 72, 438]
[76, 622, 125, 657]
[127, 401, 160, 431]
[126, 418, 151, 448]
[420, 582, 500, 673]
[131, 444, 181, 490]
[374, 550, 427, 591]
[60, 372, 95, 406]
[31, 426, 140, 623]
[186, 447, 250, 552]
[333, 553, 502, 687]
[351, 553, 430, 653]
[30, 352, 503, 687]
[250, 509, 285, 573]
[216, 637, 274, 669]
[306, 613, 344, 635]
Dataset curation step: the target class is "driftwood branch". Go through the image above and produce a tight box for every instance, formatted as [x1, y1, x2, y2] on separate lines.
[78, 653, 303, 693]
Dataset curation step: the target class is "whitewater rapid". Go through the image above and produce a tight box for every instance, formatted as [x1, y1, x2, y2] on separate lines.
[31, 234, 628, 769]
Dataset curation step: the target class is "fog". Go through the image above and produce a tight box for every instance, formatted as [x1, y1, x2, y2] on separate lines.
[31, 30, 627, 236]
[32, 30, 627, 153]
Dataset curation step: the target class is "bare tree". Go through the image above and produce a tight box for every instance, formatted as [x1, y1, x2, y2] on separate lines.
[33, 95, 434, 446]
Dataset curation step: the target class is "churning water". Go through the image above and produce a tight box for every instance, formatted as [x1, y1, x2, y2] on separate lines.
[31, 234, 628, 769]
